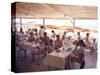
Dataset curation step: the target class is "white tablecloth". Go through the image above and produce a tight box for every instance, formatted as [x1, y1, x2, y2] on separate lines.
[18, 41, 39, 51]
[44, 50, 72, 69]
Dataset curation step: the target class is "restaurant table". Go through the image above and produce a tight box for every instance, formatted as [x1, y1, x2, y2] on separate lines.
[44, 50, 72, 70]
[19, 41, 39, 50]
[18, 41, 40, 59]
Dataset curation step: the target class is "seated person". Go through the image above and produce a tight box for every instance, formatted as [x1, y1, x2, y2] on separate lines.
[34, 29, 39, 43]
[41, 32, 50, 53]
[28, 32, 35, 42]
[41, 49, 47, 57]
[33, 47, 43, 65]
[90, 38, 97, 52]
[77, 32, 81, 42]
[48, 39, 54, 53]
[34, 29, 38, 39]
[61, 31, 67, 41]
[19, 28, 24, 34]
[62, 36, 72, 48]
[26, 28, 31, 34]
[55, 35, 62, 50]
[42, 32, 50, 47]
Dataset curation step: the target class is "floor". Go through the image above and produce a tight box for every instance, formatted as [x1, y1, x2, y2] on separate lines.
[15, 47, 97, 73]
[84, 50, 97, 69]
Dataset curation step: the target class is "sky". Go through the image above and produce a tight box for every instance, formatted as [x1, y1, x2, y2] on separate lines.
[75, 20, 98, 29]
[14, 18, 98, 29]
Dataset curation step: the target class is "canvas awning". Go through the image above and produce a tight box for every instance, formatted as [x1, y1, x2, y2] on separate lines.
[11, 2, 97, 19]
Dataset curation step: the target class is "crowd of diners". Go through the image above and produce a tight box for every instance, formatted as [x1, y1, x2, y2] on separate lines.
[15, 25, 97, 69]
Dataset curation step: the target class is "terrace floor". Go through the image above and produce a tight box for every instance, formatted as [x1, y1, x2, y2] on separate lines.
[15, 48, 97, 73]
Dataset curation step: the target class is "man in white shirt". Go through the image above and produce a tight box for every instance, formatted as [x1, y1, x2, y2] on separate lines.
[39, 26, 45, 38]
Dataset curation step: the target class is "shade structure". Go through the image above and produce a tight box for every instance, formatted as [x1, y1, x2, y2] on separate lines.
[11, 2, 98, 35]
[12, 2, 97, 20]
